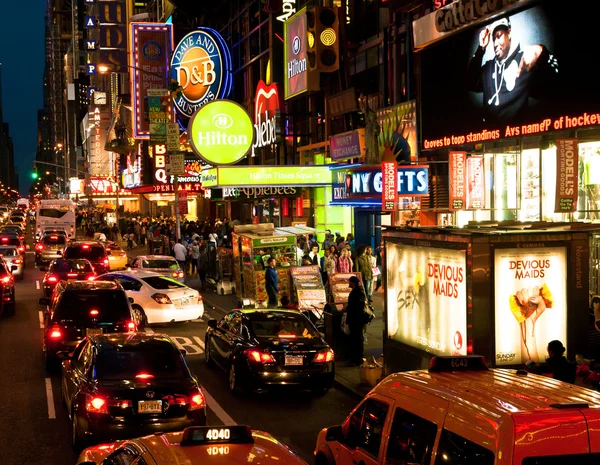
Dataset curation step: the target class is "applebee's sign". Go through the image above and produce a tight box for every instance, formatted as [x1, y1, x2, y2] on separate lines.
[252, 80, 280, 156]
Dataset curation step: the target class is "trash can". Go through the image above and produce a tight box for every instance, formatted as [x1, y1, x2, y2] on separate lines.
[359, 357, 384, 387]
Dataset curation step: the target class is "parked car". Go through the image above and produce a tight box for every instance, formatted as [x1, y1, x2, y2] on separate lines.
[98, 270, 204, 328]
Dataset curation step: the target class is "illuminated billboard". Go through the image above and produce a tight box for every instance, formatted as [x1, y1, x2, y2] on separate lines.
[284, 9, 308, 100]
[494, 247, 567, 366]
[386, 242, 467, 356]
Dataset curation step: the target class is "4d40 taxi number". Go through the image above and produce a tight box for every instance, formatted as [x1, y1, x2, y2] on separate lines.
[206, 428, 231, 440]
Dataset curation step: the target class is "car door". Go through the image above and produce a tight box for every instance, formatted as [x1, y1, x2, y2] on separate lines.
[224, 313, 243, 366]
[62, 340, 91, 414]
[335, 396, 394, 465]
[211, 313, 234, 366]
[103, 444, 150, 465]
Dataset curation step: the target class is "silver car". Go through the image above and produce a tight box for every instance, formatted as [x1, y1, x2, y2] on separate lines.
[0, 245, 23, 280]
[130, 255, 185, 283]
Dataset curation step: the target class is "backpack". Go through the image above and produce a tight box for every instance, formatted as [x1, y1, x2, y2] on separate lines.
[361, 302, 375, 325]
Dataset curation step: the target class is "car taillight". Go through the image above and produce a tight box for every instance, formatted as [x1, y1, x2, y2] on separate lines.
[90, 309, 99, 316]
[172, 272, 178, 277]
[189, 389, 206, 410]
[67, 272, 78, 278]
[314, 349, 335, 363]
[135, 373, 154, 380]
[13, 258, 22, 264]
[126, 321, 136, 332]
[103, 259, 109, 266]
[87, 276, 96, 281]
[47, 276, 58, 283]
[245, 349, 276, 364]
[82, 244, 90, 249]
[17, 247, 25, 253]
[35, 244, 44, 251]
[151, 293, 172, 304]
[1, 276, 12, 284]
[86, 395, 109, 414]
[178, 272, 184, 278]
[48, 327, 62, 339]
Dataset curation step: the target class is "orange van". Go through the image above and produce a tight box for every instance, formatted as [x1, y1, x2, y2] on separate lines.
[315, 355, 600, 465]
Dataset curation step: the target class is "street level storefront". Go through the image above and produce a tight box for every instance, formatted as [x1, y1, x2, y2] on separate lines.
[383, 223, 600, 374]
[69, 177, 139, 221]
[201, 166, 333, 227]
[330, 164, 429, 249]
[415, 0, 600, 226]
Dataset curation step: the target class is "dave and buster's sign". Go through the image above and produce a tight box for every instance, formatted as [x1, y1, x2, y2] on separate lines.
[252, 80, 281, 157]
[170, 28, 233, 117]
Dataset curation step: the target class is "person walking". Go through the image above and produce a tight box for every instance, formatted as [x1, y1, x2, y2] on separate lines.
[188, 240, 200, 277]
[265, 257, 279, 308]
[357, 246, 374, 302]
[197, 245, 208, 289]
[345, 276, 367, 366]
[173, 239, 188, 276]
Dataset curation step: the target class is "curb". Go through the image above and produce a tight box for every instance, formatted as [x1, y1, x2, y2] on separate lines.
[333, 375, 366, 399]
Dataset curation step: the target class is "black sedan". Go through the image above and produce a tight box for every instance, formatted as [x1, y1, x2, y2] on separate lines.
[205, 309, 335, 395]
[60, 333, 207, 450]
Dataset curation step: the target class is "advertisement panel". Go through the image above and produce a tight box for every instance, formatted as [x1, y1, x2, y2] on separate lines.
[284, 9, 308, 100]
[377, 101, 417, 164]
[252, 80, 281, 157]
[98, 0, 127, 72]
[330, 130, 365, 161]
[494, 247, 567, 366]
[153, 145, 203, 186]
[188, 100, 254, 165]
[555, 138, 578, 213]
[382, 162, 397, 211]
[420, 2, 600, 149]
[87, 106, 111, 176]
[170, 28, 233, 117]
[386, 243, 467, 356]
[130, 23, 173, 139]
[201, 166, 332, 188]
[148, 89, 170, 143]
[121, 153, 142, 189]
[449, 151, 466, 210]
[466, 155, 484, 209]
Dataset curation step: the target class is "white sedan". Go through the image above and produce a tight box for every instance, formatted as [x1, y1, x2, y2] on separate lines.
[98, 270, 204, 328]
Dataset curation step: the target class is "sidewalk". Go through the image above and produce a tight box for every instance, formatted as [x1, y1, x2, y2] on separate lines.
[125, 245, 380, 399]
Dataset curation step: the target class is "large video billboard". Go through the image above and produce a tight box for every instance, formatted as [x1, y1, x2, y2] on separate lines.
[420, 1, 600, 149]
[386, 243, 467, 356]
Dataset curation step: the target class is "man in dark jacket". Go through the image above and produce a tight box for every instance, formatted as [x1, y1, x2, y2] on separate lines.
[265, 257, 279, 308]
[527, 340, 576, 384]
[345, 275, 366, 366]
[466, 17, 558, 124]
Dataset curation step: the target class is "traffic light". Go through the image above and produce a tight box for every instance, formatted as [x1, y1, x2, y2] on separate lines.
[31, 166, 38, 180]
[306, 6, 340, 73]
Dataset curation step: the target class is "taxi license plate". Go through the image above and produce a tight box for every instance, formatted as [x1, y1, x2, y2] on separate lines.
[138, 400, 162, 414]
[285, 355, 303, 366]
[86, 328, 102, 336]
[181, 297, 190, 306]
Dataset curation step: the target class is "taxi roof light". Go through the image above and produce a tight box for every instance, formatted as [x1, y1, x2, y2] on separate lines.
[428, 355, 488, 373]
[180, 425, 254, 446]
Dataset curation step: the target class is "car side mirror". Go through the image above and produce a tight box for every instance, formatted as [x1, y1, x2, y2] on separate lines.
[38, 297, 50, 306]
[207, 319, 218, 330]
[56, 351, 72, 360]
[326, 425, 343, 442]
[180, 349, 187, 356]
[128, 297, 134, 303]
[10, 265, 17, 271]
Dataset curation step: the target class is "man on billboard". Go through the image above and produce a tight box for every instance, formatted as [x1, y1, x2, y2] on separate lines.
[466, 17, 559, 124]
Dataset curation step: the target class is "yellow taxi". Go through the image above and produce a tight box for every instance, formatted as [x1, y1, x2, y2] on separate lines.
[315, 355, 600, 465]
[77, 425, 308, 464]
[105, 241, 128, 270]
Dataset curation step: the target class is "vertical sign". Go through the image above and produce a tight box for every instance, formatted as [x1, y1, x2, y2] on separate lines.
[87, 106, 111, 176]
[466, 155, 484, 209]
[284, 9, 308, 100]
[147, 89, 170, 143]
[131, 23, 173, 139]
[382, 162, 397, 211]
[555, 138, 578, 213]
[98, 0, 127, 72]
[449, 151, 466, 210]
[179, 191, 188, 215]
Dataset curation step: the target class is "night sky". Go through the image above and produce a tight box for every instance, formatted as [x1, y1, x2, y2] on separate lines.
[0, 3, 45, 195]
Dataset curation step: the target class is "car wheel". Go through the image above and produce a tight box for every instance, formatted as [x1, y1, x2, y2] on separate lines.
[315, 452, 334, 465]
[71, 410, 86, 451]
[131, 305, 147, 330]
[205, 337, 215, 368]
[228, 362, 245, 395]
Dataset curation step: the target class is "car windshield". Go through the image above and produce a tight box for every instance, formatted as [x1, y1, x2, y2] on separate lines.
[63, 246, 105, 260]
[0, 248, 17, 257]
[522, 455, 600, 465]
[249, 313, 320, 339]
[43, 236, 66, 245]
[1, 228, 21, 235]
[95, 346, 188, 380]
[55, 291, 130, 323]
[142, 259, 179, 269]
[50, 260, 93, 273]
[141, 276, 186, 290]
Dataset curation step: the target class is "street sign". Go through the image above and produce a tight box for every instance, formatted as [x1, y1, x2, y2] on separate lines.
[148, 89, 170, 143]
[166, 123, 180, 152]
[165, 153, 185, 175]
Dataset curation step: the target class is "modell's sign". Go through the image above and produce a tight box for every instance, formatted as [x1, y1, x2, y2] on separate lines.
[252, 80, 281, 156]
[170, 28, 233, 117]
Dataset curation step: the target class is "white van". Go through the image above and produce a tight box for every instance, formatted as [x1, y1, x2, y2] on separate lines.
[35, 199, 75, 240]
[16, 198, 29, 211]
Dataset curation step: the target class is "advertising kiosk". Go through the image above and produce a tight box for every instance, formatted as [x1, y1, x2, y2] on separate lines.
[383, 223, 600, 374]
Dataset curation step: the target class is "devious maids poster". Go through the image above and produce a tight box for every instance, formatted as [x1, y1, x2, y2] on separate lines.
[494, 247, 567, 366]
[386, 243, 467, 356]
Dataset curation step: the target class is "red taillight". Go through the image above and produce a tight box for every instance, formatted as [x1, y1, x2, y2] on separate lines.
[49, 327, 62, 339]
[246, 349, 276, 364]
[86, 395, 108, 414]
[127, 321, 136, 332]
[35, 244, 44, 251]
[314, 349, 335, 363]
[103, 259, 109, 266]
[151, 293, 172, 304]
[178, 272, 184, 278]
[190, 389, 206, 410]
[90, 309, 99, 316]
[1, 276, 11, 284]
[135, 373, 154, 380]
[13, 258, 22, 264]
[67, 272, 78, 278]
[278, 334, 297, 338]
[82, 244, 90, 249]
[1, 237, 7, 242]
[87, 276, 96, 281]
[47, 276, 58, 283]
[17, 247, 25, 253]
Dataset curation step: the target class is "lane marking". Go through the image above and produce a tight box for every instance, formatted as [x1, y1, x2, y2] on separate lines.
[38, 311, 44, 329]
[203, 388, 236, 425]
[36, 280, 40, 290]
[193, 336, 205, 349]
[171, 336, 203, 355]
[45, 378, 56, 419]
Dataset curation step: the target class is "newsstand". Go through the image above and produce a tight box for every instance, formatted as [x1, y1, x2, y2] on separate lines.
[382, 222, 600, 374]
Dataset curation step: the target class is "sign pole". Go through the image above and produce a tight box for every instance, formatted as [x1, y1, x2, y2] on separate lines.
[174, 176, 181, 243]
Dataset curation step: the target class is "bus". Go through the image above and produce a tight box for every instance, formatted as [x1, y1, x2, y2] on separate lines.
[35, 199, 76, 240]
